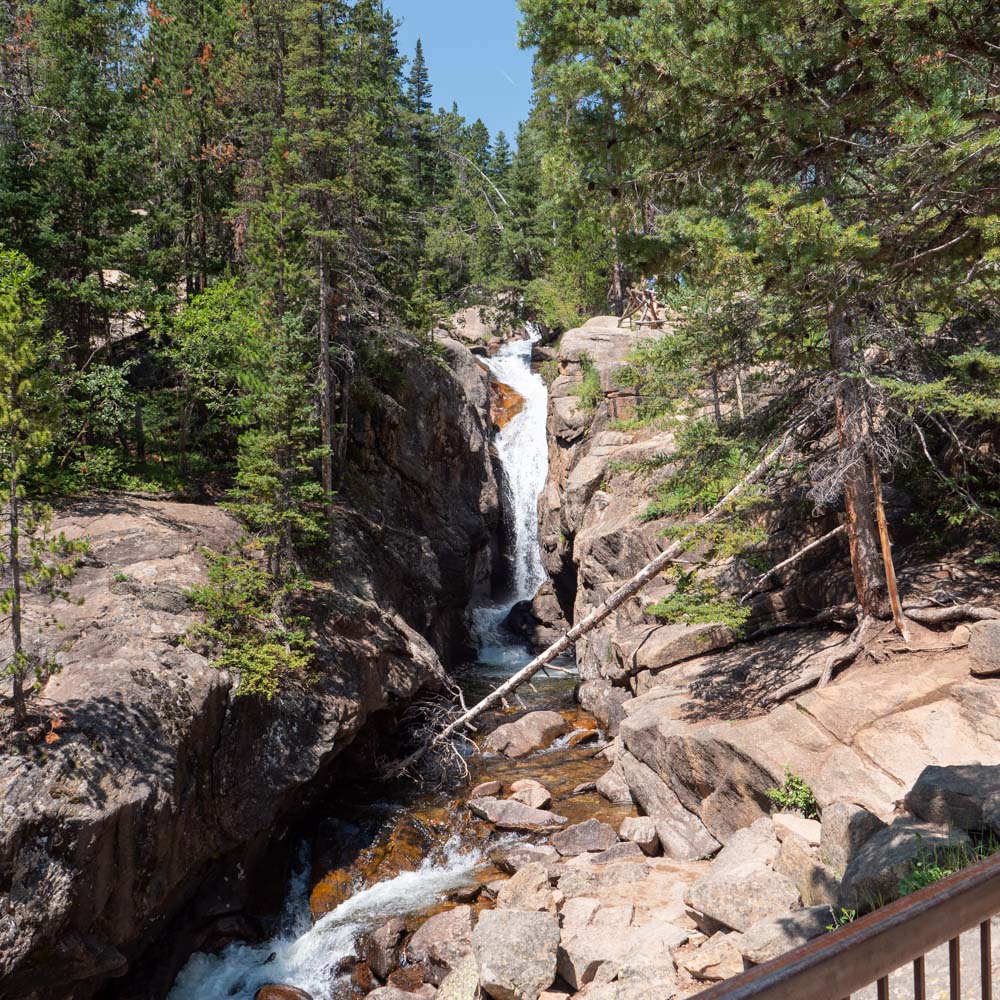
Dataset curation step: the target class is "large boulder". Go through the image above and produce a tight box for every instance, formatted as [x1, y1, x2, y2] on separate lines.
[255, 989, 314, 1000]
[496, 863, 559, 913]
[436, 955, 481, 1000]
[620, 817, 659, 856]
[490, 843, 560, 875]
[774, 831, 840, 907]
[473, 909, 559, 1000]
[969, 621, 1000, 677]
[838, 818, 971, 911]
[617, 752, 719, 861]
[358, 918, 407, 980]
[678, 933, 746, 983]
[684, 821, 800, 933]
[819, 801, 887, 874]
[739, 906, 831, 965]
[904, 765, 1000, 833]
[596, 765, 633, 806]
[551, 820, 619, 857]
[557, 911, 687, 991]
[485, 712, 570, 759]
[773, 814, 822, 847]
[406, 905, 477, 985]
[469, 797, 568, 831]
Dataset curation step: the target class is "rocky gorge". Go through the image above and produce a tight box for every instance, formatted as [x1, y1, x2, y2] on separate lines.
[3, 312, 1000, 1000]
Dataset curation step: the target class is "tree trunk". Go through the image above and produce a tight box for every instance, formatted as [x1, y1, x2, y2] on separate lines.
[711, 371, 723, 426]
[134, 400, 146, 463]
[829, 307, 890, 620]
[7, 418, 25, 724]
[318, 247, 335, 520]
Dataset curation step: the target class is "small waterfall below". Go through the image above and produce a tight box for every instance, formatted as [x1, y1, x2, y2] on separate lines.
[167, 838, 484, 1000]
[473, 327, 551, 671]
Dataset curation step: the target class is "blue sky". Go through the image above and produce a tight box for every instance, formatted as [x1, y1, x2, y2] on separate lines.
[388, 0, 534, 143]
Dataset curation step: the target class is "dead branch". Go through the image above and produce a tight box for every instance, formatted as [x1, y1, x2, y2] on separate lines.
[902, 603, 1000, 625]
[741, 525, 847, 602]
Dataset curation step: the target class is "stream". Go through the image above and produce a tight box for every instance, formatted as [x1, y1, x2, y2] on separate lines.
[167, 329, 607, 1000]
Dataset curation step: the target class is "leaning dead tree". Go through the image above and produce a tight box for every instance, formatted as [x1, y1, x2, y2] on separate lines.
[386, 424, 804, 778]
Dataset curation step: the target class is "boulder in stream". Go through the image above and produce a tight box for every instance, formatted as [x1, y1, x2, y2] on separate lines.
[406, 905, 477, 985]
[469, 797, 567, 831]
[484, 711, 570, 759]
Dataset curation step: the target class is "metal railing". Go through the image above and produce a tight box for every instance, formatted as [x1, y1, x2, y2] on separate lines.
[694, 853, 1000, 1000]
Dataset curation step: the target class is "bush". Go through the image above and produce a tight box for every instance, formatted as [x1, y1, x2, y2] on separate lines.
[646, 567, 751, 633]
[766, 769, 819, 820]
[186, 548, 314, 700]
[573, 354, 603, 412]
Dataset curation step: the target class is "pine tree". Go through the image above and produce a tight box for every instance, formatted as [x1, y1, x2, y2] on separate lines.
[521, 0, 1000, 625]
[0, 248, 86, 725]
[0, 0, 146, 368]
[142, 0, 239, 295]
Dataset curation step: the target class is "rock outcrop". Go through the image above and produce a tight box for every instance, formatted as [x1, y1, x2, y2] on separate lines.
[0, 336, 502, 999]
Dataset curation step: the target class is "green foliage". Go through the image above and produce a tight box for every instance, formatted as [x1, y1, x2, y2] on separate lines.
[646, 567, 751, 633]
[826, 908, 857, 933]
[766, 769, 820, 820]
[572, 354, 603, 412]
[898, 837, 1000, 899]
[641, 420, 766, 522]
[186, 549, 314, 701]
[0, 502, 89, 709]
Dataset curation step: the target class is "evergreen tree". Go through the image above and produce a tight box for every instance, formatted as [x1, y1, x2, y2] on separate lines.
[0, 0, 146, 368]
[0, 248, 86, 725]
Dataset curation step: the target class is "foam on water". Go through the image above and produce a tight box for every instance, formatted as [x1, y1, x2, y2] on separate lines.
[167, 837, 483, 1000]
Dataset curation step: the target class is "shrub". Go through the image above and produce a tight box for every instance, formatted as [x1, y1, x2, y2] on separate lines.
[646, 567, 751, 633]
[825, 907, 857, 932]
[186, 548, 314, 700]
[572, 354, 603, 412]
[766, 768, 819, 820]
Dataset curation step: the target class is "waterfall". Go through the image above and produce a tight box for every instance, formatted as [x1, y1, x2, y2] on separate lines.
[168, 838, 485, 1000]
[473, 326, 550, 668]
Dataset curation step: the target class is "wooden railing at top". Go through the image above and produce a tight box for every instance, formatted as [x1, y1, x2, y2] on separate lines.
[693, 852, 1000, 1000]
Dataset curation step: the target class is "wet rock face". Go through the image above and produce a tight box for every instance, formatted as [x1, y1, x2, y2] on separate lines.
[490, 377, 527, 431]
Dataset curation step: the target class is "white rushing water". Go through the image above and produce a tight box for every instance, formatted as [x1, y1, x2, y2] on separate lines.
[168, 837, 484, 1000]
[473, 326, 551, 670]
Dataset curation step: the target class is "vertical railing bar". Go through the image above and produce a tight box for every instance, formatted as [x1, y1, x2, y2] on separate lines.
[877, 976, 890, 1000]
[951, 936, 962, 1000]
[915, 955, 927, 1000]
[983, 920, 993, 1000]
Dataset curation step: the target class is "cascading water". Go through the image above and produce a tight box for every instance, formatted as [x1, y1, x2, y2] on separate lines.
[473, 326, 551, 670]
[167, 838, 485, 1000]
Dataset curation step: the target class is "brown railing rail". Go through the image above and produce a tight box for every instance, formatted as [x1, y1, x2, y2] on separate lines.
[694, 853, 1000, 1000]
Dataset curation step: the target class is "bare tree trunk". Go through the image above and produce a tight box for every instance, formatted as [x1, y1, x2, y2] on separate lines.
[318, 247, 335, 521]
[735, 370, 746, 420]
[7, 419, 25, 724]
[872, 461, 909, 640]
[387, 426, 799, 777]
[741, 524, 846, 601]
[830, 307, 890, 620]
[711, 371, 723, 426]
[134, 401, 146, 463]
